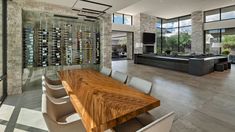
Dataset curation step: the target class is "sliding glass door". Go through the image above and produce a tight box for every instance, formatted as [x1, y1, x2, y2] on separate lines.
[0, 0, 7, 104]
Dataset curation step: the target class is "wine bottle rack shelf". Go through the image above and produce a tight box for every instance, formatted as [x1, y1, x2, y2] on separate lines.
[23, 23, 100, 68]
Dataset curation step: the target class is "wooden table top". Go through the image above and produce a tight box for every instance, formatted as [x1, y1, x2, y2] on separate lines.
[58, 69, 160, 132]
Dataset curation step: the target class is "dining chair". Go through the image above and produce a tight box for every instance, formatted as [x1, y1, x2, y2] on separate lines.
[41, 94, 86, 132]
[136, 112, 175, 132]
[42, 74, 62, 86]
[111, 71, 128, 84]
[128, 77, 152, 94]
[100, 67, 112, 76]
[42, 82, 67, 99]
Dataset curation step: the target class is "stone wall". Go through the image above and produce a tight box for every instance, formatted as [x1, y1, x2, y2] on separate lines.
[127, 32, 133, 59]
[7, 0, 111, 95]
[191, 11, 204, 54]
[133, 13, 157, 54]
[100, 14, 112, 68]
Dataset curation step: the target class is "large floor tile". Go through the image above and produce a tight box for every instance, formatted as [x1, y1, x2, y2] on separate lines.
[16, 108, 48, 131]
[172, 110, 235, 132]
[198, 94, 235, 126]
[0, 104, 15, 121]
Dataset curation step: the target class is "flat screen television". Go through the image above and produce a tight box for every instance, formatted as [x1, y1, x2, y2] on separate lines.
[143, 33, 155, 44]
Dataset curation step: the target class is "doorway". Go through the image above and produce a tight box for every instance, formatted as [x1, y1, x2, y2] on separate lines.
[112, 31, 133, 61]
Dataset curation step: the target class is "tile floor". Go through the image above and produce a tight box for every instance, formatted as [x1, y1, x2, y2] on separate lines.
[0, 60, 235, 132]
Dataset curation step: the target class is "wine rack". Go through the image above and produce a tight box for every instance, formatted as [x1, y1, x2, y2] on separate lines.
[23, 12, 101, 68]
[77, 30, 82, 64]
[95, 33, 100, 64]
[37, 29, 49, 67]
[23, 27, 34, 68]
[64, 24, 73, 65]
[51, 27, 62, 66]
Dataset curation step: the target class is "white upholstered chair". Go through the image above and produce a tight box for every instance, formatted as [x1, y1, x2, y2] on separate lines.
[114, 112, 174, 132]
[41, 94, 86, 132]
[42, 81, 67, 99]
[100, 67, 112, 76]
[128, 77, 152, 94]
[111, 71, 128, 84]
[136, 112, 175, 132]
[42, 74, 62, 86]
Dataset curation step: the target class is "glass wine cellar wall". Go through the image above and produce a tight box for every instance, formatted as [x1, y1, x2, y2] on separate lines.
[22, 10, 100, 68]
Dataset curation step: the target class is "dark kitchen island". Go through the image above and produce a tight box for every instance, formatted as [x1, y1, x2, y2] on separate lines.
[134, 54, 228, 76]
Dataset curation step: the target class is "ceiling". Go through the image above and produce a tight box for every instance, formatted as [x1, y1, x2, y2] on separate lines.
[118, 0, 235, 18]
[34, 0, 142, 14]
[33, 0, 235, 18]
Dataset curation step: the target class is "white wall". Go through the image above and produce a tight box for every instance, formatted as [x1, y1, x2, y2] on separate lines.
[204, 19, 235, 30]
[112, 23, 135, 32]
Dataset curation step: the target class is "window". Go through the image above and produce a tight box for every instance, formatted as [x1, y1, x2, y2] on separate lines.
[179, 16, 191, 52]
[162, 18, 178, 28]
[113, 13, 123, 24]
[156, 18, 162, 53]
[124, 15, 132, 25]
[163, 28, 178, 52]
[221, 6, 235, 20]
[205, 29, 221, 53]
[113, 13, 132, 25]
[205, 28, 235, 54]
[205, 9, 220, 22]
[179, 16, 191, 26]
[158, 15, 192, 54]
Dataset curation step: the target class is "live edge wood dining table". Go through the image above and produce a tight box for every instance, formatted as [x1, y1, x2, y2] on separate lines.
[58, 69, 160, 132]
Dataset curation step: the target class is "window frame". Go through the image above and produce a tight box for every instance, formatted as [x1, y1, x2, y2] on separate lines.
[157, 15, 192, 53]
[204, 5, 235, 23]
[112, 13, 133, 25]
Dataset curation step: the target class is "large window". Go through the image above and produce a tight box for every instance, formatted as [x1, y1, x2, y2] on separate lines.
[205, 29, 221, 53]
[113, 13, 123, 24]
[157, 15, 191, 54]
[156, 18, 162, 53]
[113, 13, 132, 25]
[205, 28, 235, 54]
[205, 5, 235, 22]
[205, 9, 220, 22]
[179, 16, 191, 52]
[162, 18, 179, 53]
[221, 6, 235, 20]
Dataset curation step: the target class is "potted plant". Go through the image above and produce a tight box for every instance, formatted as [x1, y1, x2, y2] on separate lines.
[223, 43, 235, 55]
[222, 35, 235, 55]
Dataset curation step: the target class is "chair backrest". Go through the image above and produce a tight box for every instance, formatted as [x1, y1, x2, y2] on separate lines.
[111, 71, 128, 83]
[100, 67, 112, 76]
[136, 112, 175, 132]
[42, 74, 62, 85]
[42, 94, 71, 122]
[129, 77, 152, 94]
[41, 94, 58, 122]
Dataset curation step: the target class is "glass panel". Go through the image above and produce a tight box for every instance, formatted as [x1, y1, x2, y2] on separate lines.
[179, 26, 191, 53]
[205, 9, 220, 22]
[221, 28, 235, 53]
[179, 16, 191, 27]
[162, 28, 178, 53]
[124, 15, 132, 25]
[221, 6, 235, 20]
[205, 29, 221, 53]
[0, 0, 3, 99]
[113, 13, 123, 24]
[162, 18, 178, 28]
[156, 18, 162, 53]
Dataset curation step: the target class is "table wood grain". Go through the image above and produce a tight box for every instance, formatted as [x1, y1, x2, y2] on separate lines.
[58, 69, 160, 132]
